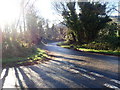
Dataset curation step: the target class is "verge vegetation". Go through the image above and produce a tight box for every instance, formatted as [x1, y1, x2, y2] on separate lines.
[57, 41, 120, 56]
[2, 40, 49, 68]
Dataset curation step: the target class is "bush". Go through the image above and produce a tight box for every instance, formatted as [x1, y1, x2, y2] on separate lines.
[81, 35, 120, 50]
[2, 38, 36, 58]
[103, 36, 120, 49]
[81, 42, 112, 50]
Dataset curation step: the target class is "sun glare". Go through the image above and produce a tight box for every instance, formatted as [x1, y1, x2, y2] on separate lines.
[0, 0, 20, 26]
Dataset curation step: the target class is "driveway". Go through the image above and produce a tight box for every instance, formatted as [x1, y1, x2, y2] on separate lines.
[1, 42, 120, 88]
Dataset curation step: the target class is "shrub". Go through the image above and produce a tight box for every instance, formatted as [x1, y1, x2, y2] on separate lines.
[103, 36, 120, 49]
[81, 42, 112, 50]
[2, 38, 36, 58]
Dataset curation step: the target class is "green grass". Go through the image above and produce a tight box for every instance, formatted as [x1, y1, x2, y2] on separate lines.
[60, 45, 72, 48]
[57, 41, 70, 46]
[77, 48, 120, 56]
[2, 48, 49, 67]
[58, 44, 120, 56]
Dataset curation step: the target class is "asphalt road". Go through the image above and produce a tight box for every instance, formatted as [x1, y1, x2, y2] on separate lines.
[1, 42, 120, 89]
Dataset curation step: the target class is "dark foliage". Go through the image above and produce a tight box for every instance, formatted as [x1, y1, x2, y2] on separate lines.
[61, 2, 111, 43]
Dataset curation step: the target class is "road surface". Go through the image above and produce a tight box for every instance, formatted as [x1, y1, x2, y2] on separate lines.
[1, 42, 120, 89]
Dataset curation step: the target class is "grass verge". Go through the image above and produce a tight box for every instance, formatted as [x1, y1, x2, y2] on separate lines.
[2, 48, 50, 68]
[58, 44, 120, 56]
[77, 48, 120, 56]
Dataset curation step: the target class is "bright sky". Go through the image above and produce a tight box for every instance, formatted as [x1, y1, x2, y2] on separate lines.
[35, 0, 63, 26]
[0, 0, 21, 26]
[0, 0, 119, 28]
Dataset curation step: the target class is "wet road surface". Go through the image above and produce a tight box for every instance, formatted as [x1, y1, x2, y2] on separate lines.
[1, 42, 120, 89]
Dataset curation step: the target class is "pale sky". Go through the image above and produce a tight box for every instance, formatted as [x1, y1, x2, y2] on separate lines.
[0, 0, 119, 27]
[0, 0, 20, 25]
[35, 0, 63, 26]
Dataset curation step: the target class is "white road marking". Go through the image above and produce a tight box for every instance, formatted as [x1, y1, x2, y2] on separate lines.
[104, 83, 119, 89]
[110, 79, 120, 85]
[90, 72, 104, 77]
[82, 74, 95, 80]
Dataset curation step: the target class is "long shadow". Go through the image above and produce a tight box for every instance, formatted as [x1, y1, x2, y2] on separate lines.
[49, 54, 119, 80]
[17, 67, 37, 89]
[50, 55, 119, 79]
[14, 67, 24, 88]
[29, 66, 69, 88]
[51, 55, 88, 62]
[1, 67, 9, 88]
[49, 52, 119, 80]
[41, 44, 119, 62]
[47, 52, 120, 83]
[40, 62, 120, 88]
[50, 59, 120, 81]
[39, 64, 105, 88]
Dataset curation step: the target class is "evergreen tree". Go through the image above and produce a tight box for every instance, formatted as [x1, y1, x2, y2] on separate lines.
[56, 1, 111, 43]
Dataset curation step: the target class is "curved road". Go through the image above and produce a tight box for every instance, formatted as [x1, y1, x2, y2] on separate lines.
[1, 42, 120, 88]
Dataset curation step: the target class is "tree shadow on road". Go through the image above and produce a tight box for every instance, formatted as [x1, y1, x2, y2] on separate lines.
[39, 60, 120, 88]
[17, 67, 38, 89]
[29, 66, 69, 88]
[14, 67, 24, 88]
[1, 67, 9, 88]
[49, 58, 119, 81]
[42, 44, 119, 62]
[49, 55, 88, 62]
[1, 62, 119, 88]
